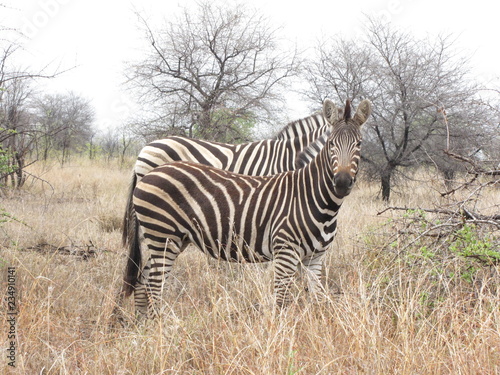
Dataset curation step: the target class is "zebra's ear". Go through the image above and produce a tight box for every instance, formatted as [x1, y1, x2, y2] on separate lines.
[353, 99, 372, 126]
[323, 99, 339, 125]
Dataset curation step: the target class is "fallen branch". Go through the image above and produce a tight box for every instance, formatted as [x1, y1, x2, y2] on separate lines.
[20, 242, 110, 260]
[378, 206, 500, 223]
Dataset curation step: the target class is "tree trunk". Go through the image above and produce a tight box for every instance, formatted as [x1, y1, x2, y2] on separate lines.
[14, 152, 25, 188]
[381, 165, 394, 201]
[196, 107, 213, 140]
[440, 167, 455, 190]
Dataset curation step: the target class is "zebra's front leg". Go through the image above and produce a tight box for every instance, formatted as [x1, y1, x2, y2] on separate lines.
[302, 251, 326, 300]
[273, 247, 300, 307]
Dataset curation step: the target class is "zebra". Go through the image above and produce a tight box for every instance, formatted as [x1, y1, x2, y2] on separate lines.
[122, 113, 330, 246]
[122, 99, 371, 318]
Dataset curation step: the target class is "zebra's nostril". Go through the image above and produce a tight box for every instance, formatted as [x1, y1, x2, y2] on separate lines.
[334, 173, 352, 188]
[333, 172, 355, 197]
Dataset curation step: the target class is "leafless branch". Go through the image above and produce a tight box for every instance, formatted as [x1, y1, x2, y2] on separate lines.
[126, 2, 300, 141]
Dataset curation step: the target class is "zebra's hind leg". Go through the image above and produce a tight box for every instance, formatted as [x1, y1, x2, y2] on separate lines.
[135, 239, 183, 319]
[133, 258, 151, 319]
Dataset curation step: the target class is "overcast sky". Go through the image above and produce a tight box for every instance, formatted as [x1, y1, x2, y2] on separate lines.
[3, 0, 499, 130]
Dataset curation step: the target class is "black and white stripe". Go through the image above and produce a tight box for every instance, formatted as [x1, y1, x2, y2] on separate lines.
[273, 112, 328, 140]
[122, 113, 329, 246]
[134, 113, 328, 179]
[122, 99, 371, 318]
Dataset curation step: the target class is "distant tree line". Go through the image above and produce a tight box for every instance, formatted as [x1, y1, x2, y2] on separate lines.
[0, 43, 140, 188]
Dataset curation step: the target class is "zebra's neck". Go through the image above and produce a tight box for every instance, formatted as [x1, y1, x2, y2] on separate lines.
[274, 113, 326, 140]
[231, 127, 331, 175]
[294, 135, 344, 211]
[293, 132, 330, 169]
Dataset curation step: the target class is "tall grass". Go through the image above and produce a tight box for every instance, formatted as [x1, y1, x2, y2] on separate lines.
[1, 158, 498, 374]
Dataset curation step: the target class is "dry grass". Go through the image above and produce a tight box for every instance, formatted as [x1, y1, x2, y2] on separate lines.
[1, 158, 499, 374]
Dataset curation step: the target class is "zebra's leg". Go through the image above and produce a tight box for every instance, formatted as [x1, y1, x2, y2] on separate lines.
[135, 239, 182, 319]
[273, 247, 300, 307]
[302, 252, 326, 298]
[133, 257, 151, 319]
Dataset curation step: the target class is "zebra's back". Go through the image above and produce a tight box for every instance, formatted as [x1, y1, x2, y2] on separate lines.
[135, 136, 237, 178]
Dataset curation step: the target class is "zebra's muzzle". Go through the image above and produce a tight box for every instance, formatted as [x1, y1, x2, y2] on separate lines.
[333, 171, 354, 198]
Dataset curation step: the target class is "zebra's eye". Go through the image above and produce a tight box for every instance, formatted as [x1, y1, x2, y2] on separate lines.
[356, 141, 362, 147]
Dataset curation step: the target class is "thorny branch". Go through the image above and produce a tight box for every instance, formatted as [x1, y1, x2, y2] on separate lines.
[373, 103, 499, 267]
[438, 105, 500, 196]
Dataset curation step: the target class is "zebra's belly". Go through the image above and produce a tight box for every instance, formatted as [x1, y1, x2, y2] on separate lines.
[188, 227, 274, 264]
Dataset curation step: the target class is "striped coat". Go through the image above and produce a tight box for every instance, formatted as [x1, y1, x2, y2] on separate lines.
[122, 113, 329, 246]
[123, 99, 371, 317]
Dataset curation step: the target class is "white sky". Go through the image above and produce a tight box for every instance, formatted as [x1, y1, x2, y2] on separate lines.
[3, 0, 499, 131]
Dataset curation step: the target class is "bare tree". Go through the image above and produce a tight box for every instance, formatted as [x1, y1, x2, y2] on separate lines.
[0, 44, 35, 187]
[127, 1, 300, 142]
[303, 18, 492, 200]
[0, 75, 34, 187]
[31, 94, 67, 161]
[98, 125, 139, 164]
[32, 92, 95, 164]
[302, 39, 372, 108]
[0, 22, 63, 187]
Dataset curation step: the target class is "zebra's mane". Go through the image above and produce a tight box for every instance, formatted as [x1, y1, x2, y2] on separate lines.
[294, 130, 331, 169]
[273, 112, 324, 140]
[344, 99, 351, 120]
[293, 102, 349, 168]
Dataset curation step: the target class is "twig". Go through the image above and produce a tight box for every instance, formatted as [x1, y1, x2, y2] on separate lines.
[23, 169, 55, 195]
[0, 159, 38, 181]
[378, 206, 500, 228]
[440, 173, 478, 197]
[377, 206, 458, 217]
[464, 254, 500, 265]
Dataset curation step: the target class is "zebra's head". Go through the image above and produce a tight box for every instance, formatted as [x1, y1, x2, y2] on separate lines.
[323, 98, 372, 198]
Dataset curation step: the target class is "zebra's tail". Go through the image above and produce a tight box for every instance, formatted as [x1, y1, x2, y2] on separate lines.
[122, 206, 141, 297]
[122, 171, 137, 247]
[122, 171, 141, 297]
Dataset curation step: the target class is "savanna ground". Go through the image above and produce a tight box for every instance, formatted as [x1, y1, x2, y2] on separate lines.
[1, 157, 499, 374]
